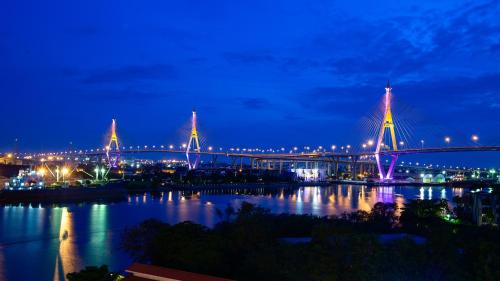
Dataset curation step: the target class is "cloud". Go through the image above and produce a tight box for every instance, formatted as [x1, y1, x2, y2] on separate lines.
[322, 0, 500, 79]
[397, 73, 500, 111]
[490, 43, 500, 53]
[222, 51, 323, 74]
[60, 67, 80, 77]
[305, 87, 369, 102]
[295, 85, 376, 120]
[67, 26, 100, 37]
[218, 0, 499, 83]
[239, 97, 270, 109]
[223, 52, 277, 64]
[295, 71, 500, 123]
[81, 64, 177, 84]
[86, 88, 173, 102]
[428, 1, 500, 54]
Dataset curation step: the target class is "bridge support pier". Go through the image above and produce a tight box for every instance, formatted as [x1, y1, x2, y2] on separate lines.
[335, 157, 339, 178]
[211, 155, 218, 168]
[230, 157, 237, 169]
[352, 157, 358, 180]
[359, 161, 364, 178]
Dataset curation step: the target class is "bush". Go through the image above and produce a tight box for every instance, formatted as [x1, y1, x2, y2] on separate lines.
[66, 265, 118, 281]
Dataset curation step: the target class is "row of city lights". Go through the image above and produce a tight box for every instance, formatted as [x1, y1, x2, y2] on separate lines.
[4, 134, 489, 169]
[10, 133, 480, 156]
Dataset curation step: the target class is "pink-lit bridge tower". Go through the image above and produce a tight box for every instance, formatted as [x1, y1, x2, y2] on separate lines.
[186, 110, 201, 170]
[106, 119, 120, 168]
[375, 81, 398, 180]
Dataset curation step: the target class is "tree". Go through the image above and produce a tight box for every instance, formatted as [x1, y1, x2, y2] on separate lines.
[66, 265, 118, 281]
[121, 219, 169, 262]
[118, 201, 499, 281]
[369, 202, 398, 230]
[400, 199, 449, 232]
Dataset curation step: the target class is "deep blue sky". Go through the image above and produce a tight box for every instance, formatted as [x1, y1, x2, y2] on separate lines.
[1, 0, 499, 166]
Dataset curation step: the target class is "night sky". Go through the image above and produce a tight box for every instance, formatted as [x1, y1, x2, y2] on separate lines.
[1, 0, 499, 166]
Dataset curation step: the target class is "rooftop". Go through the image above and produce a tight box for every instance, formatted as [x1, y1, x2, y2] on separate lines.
[124, 263, 235, 281]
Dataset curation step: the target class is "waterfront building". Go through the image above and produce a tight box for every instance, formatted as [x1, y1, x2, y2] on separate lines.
[291, 168, 327, 181]
[471, 188, 499, 226]
[420, 173, 446, 184]
[4, 168, 44, 190]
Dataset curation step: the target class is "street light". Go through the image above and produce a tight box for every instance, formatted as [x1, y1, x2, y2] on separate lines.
[444, 137, 451, 145]
[367, 140, 374, 146]
[420, 140, 424, 149]
[471, 135, 479, 143]
[62, 167, 69, 182]
[37, 168, 46, 177]
[55, 166, 60, 182]
[101, 167, 106, 180]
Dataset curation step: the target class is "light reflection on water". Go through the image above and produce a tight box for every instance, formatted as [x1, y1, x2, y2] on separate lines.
[0, 185, 463, 281]
[53, 207, 80, 281]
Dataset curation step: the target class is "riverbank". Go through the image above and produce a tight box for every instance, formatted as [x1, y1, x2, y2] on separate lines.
[333, 179, 499, 187]
[131, 180, 497, 193]
[0, 183, 127, 204]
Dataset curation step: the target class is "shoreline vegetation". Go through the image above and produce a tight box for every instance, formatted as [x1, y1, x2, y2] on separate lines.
[68, 200, 499, 281]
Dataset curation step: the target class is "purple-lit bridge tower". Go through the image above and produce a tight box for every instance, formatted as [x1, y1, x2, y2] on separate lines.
[375, 81, 399, 180]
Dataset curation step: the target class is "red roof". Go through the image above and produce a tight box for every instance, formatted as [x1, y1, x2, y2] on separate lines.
[122, 276, 151, 281]
[125, 263, 235, 281]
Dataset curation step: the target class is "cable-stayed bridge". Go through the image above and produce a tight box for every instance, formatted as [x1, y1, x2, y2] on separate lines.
[4, 81, 500, 181]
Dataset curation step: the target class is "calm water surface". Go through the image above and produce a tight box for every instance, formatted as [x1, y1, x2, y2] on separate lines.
[0, 185, 464, 281]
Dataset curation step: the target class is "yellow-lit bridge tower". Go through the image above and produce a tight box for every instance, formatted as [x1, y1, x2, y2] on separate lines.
[186, 110, 201, 170]
[106, 119, 120, 167]
[375, 81, 398, 180]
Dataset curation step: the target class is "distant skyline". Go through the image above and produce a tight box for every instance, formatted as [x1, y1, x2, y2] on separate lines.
[1, 0, 499, 166]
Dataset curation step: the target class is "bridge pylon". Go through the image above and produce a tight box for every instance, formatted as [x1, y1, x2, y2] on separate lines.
[186, 110, 201, 170]
[106, 119, 120, 168]
[375, 81, 398, 180]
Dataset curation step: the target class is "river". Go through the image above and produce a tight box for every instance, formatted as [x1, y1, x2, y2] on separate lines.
[0, 184, 464, 280]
